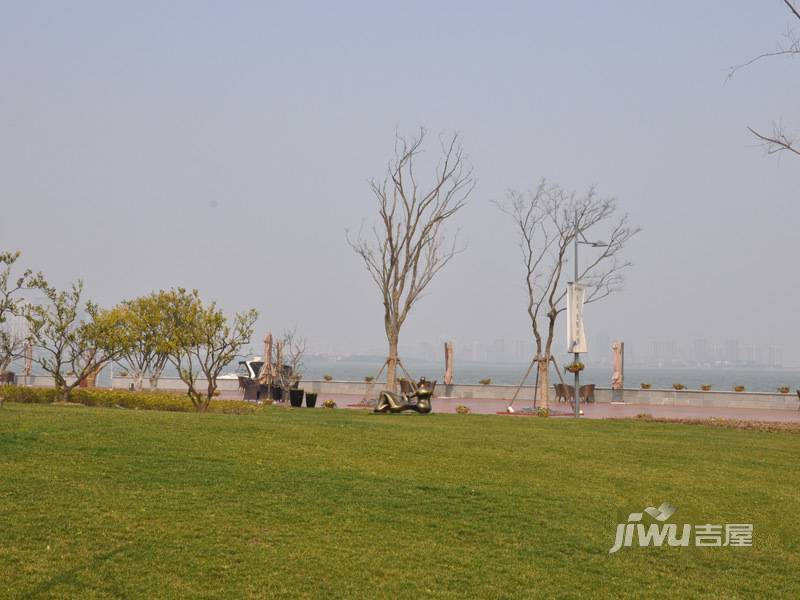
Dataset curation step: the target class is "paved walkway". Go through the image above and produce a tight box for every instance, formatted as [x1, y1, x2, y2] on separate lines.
[217, 388, 800, 422]
[293, 392, 800, 423]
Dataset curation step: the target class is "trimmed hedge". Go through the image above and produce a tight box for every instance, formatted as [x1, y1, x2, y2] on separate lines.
[0, 386, 259, 414]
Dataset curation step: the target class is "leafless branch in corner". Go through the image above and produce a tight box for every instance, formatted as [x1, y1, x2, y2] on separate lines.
[747, 124, 800, 157]
[729, 1, 800, 158]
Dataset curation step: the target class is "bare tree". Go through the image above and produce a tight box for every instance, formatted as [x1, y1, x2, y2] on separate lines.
[497, 181, 639, 408]
[348, 128, 474, 390]
[729, 0, 800, 157]
[277, 326, 306, 397]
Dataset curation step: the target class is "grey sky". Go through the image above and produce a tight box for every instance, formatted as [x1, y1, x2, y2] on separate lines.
[1, 1, 798, 364]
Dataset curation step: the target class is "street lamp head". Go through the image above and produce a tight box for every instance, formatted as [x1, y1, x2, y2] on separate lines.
[577, 230, 608, 247]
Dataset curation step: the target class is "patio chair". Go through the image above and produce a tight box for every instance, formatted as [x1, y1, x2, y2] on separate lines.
[579, 384, 596, 404]
[554, 383, 574, 403]
[398, 377, 415, 395]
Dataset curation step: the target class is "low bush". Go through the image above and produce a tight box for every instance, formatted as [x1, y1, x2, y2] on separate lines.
[0, 386, 259, 414]
[322, 399, 337, 408]
[479, 378, 491, 385]
[455, 404, 471, 414]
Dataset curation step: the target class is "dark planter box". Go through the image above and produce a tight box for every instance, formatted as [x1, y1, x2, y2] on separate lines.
[289, 388, 304, 407]
[305, 392, 318, 408]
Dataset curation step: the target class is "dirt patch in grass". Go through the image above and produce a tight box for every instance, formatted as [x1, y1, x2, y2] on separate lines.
[612, 413, 800, 434]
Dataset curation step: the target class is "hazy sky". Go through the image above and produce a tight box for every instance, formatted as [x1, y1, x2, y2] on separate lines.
[2, 1, 798, 364]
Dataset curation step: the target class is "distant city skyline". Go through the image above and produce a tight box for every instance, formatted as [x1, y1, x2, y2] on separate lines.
[301, 334, 789, 369]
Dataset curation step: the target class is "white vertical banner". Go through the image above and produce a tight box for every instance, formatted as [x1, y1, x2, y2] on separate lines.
[567, 282, 587, 353]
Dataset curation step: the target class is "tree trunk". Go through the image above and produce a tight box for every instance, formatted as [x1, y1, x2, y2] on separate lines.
[537, 356, 550, 409]
[133, 371, 145, 391]
[149, 364, 164, 390]
[150, 355, 168, 390]
[386, 335, 399, 392]
[205, 380, 217, 410]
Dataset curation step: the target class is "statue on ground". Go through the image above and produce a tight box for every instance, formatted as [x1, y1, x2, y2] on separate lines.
[374, 378, 434, 414]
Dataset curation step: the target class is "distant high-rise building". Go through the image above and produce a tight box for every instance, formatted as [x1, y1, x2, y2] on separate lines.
[768, 346, 784, 368]
[691, 339, 710, 364]
[511, 339, 528, 362]
[650, 340, 678, 365]
[724, 340, 740, 364]
[592, 332, 611, 365]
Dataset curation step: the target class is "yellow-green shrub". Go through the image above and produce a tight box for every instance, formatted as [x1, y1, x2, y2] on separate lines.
[0, 386, 258, 414]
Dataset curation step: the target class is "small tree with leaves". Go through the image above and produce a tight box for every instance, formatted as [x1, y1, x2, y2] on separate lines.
[117, 291, 174, 391]
[497, 181, 639, 408]
[25, 281, 132, 401]
[348, 128, 474, 390]
[0, 251, 46, 374]
[163, 288, 258, 411]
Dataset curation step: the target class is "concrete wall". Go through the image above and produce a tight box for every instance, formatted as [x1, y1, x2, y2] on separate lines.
[595, 388, 799, 411]
[107, 377, 800, 410]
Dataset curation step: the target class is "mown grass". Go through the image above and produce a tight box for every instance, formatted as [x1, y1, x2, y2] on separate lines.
[0, 403, 797, 598]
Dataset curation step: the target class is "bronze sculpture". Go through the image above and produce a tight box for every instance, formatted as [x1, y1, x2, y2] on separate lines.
[374, 377, 433, 414]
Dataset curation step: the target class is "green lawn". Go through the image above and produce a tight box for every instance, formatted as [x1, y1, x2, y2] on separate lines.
[1, 404, 797, 599]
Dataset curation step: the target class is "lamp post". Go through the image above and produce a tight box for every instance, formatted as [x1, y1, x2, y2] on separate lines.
[571, 212, 608, 418]
[573, 216, 581, 418]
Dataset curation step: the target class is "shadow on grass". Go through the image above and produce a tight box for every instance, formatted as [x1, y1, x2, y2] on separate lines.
[23, 546, 126, 599]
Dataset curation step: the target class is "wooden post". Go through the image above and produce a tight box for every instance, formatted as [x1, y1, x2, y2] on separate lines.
[443, 341, 454, 385]
[259, 332, 273, 386]
[612, 341, 624, 390]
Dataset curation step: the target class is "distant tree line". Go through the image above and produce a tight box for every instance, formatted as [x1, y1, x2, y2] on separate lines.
[0, 252, 257, 411]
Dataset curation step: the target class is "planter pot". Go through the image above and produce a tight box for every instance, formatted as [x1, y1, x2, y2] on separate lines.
[270, 386, 283, 401]
[289, 388, 304, 407]
[305, 392, 318, 408]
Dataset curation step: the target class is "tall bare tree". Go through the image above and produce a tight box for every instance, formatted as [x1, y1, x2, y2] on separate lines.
[729, 0, 800, 157]
[348, 129, 474, 390]
[497, 181, 639, 408]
